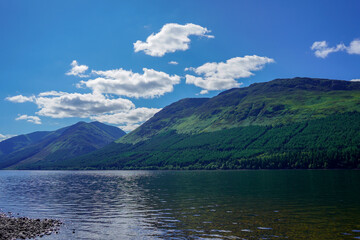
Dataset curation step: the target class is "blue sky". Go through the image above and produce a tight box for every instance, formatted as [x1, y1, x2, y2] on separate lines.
[1, 0, 360, 138]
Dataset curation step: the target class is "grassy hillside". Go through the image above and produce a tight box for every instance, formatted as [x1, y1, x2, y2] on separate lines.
[121, 78, 360, 143]
[0, 122, 125, 169]
[0, 131, 56, 157]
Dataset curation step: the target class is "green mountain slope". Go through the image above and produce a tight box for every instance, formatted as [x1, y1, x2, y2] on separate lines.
[0, 131, 57, 157]
[0, 121, 125, 169]
[121, 77, 360, 143]
[0, 126, 71, 159]
[12, 77, 360, 170]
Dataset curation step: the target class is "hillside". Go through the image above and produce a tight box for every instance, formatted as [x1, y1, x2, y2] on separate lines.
[0, 121, 125, 169]
[12, 77, 360, 170]
[0, 131, 54, 157]
[47, 112, 360, 170]
[122, 77, 360, 143]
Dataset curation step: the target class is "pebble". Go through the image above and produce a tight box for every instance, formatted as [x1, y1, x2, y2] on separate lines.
[0, 212, 62, 240]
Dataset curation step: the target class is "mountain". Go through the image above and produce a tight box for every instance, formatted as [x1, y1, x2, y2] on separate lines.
[12, 77, 360, 170]
[0, 121, 125, 169]
[121, 77, 360, 143]
[0, 131, 55, 157]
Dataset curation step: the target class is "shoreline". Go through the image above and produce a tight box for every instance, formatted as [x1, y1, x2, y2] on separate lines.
[0, 212, 62, 240]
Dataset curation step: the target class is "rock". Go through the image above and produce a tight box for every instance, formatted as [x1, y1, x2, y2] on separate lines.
[0, 211, 62, 240]
[18, 232, 27, 239]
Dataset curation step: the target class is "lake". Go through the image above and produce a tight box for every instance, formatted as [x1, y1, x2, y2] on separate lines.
[0, 170, 359, 239]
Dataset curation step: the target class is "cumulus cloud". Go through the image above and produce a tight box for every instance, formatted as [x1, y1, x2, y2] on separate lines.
[35, 92, 134, 118]
[7, 91, 155, 131]
[311, 41, 346, 58]
[311, 39, 360, 58]
[168, 61, 179, 65]
[16, 115, 42, 124]
[7, 60, 180, 130]
[0, 134, 15, 142]
[118, 123, 142, 132]
[134, 23, 214, 57]
[79, 68, 180, 98]
[185, 55, 274, 92]
[90, 107, 160, 124]
[350, 79, 360, 82]
[347, 39, 360, 54]
[66, 60, 89, 77]
[38, 91, 67, 97]
[6, 95, 35, 103]
[91, 107, 161, 132]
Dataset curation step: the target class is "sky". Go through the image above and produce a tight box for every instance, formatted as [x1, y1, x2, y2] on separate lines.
[1, 0, 360, 139]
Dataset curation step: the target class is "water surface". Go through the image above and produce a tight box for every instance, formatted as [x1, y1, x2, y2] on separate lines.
[0, 170, 359, 239]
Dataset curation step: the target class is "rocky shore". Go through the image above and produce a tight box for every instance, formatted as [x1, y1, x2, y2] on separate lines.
[0, 212, 62, 240]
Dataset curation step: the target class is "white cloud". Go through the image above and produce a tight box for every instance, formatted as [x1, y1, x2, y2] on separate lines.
[38, 91, 67, 97]
[199, 90, 209, 95]
[134, 23, 214, 57]
[79, 68, 180, 98]
[311, 39, 360, 58]
[168, 61, 179, 65]
[91, 107, 160, 124]
[7, 91, 135, 119]
[0, 134, 15, 142]
[91, 107, 161, 132]
[7, 60, 180, 130]
[35, 92, 134, 118]
[118, 123, 142, 132]
[66, 60, 89, 77]
[8, 91, 157, 131]
[350, 79, 360, 82]
[16, 115, 42, 124]
[6, 95, 35, 103]
[347, 39, 360, 54]
[311, 41, 346, 58]
[185, 55, 274, 91]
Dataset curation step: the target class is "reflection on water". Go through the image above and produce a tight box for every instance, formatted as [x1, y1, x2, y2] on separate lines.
[0, 170, 359, 239]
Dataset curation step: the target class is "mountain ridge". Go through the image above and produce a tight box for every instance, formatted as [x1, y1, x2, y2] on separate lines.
[121, 77, 360, 143]
[0, 121, 126, 169]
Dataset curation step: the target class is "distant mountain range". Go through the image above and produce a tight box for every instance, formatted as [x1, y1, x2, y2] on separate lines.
[2, 77, 360, 170]
[0, 121, 125, 169]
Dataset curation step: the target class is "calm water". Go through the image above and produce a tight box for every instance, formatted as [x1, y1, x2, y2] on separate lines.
[0, 170, 359, 239]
